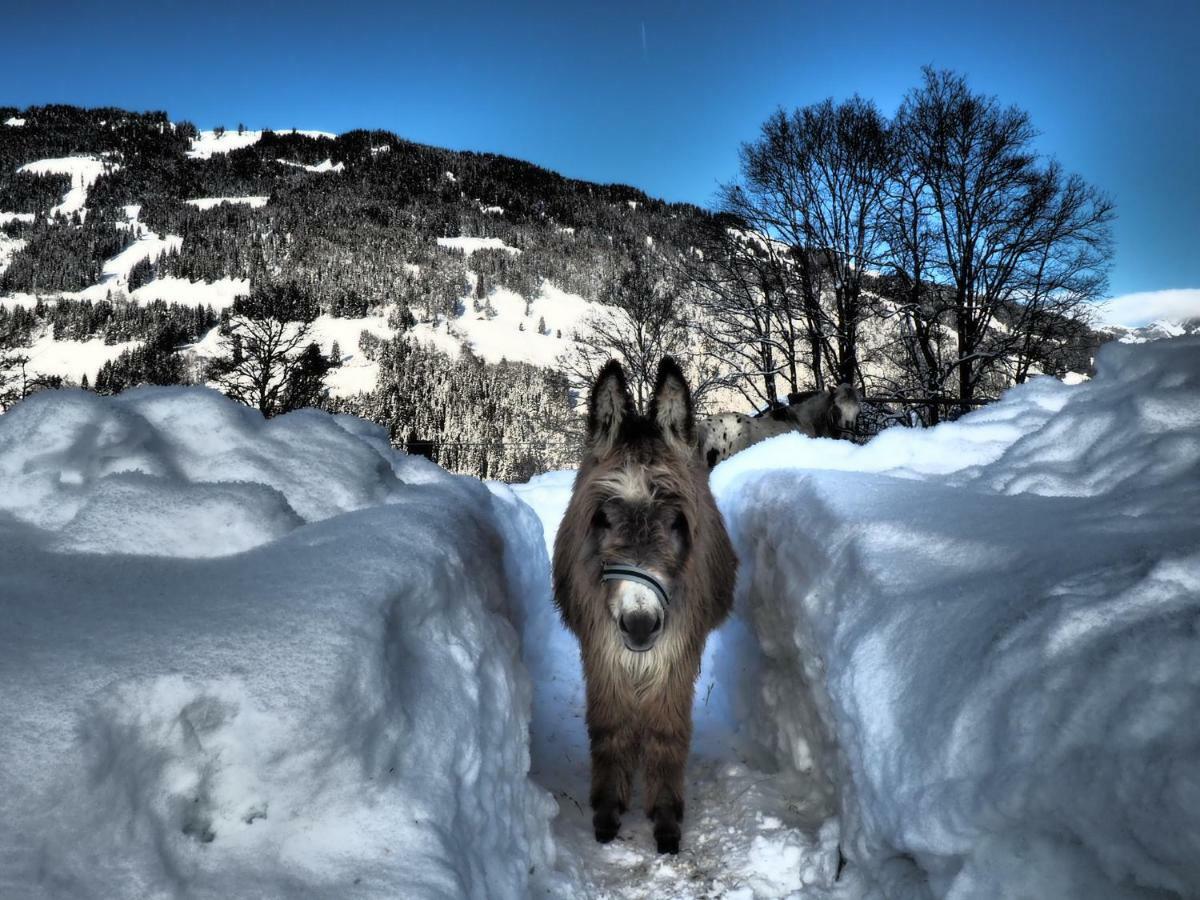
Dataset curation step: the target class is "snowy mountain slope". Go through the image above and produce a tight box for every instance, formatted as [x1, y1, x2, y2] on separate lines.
[17, 155, 115, 218]
[184, 195, 270, 210]
[1101, 317, 1200, 344]
[410, 280, 600, 370]
[21, 333, 140, 383]
[0, 388, 554, 899]
[185, 128, 336, 159]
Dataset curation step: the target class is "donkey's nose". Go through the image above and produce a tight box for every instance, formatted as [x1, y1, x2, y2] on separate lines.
[619, 611, 663, 652]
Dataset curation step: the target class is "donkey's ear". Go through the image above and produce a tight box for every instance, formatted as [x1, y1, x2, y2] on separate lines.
[649, 356, 694, 452]
[588, 360, 634, 454]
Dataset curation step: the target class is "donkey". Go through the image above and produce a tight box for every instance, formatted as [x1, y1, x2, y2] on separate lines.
[699, 382, 861, 468]
[553, 357, 736, 855]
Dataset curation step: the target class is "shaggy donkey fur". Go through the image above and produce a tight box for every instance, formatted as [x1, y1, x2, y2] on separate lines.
[553, 357, 737, 854]
[698, 382, 861, 468]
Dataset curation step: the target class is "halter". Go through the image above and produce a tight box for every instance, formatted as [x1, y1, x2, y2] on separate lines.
[601, 563, 671, 609]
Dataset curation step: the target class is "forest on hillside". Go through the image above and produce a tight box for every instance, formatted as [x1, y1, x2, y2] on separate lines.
[0, 70, 1113, 477]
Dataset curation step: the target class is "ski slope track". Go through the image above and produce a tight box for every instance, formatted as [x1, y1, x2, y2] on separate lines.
[1, 336, 1198, 898]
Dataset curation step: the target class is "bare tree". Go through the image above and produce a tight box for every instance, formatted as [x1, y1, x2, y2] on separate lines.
[726, 97, 894, 388]
[897, 68, 1113, 412]
[1, 313, 61, 411]
[564, 252, 713, 410]
[679, 218, 798, 408]
[211, 283, 335, 417]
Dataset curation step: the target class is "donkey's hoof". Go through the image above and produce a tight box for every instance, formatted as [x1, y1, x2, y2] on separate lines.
[654, 827, 681, 855]
[593, 810, 621, 844]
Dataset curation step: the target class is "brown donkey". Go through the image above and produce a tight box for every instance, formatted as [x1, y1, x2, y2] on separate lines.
[553, 357, 737, 854]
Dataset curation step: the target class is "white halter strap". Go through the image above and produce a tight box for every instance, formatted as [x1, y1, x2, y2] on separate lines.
[600, 563, 671, 608]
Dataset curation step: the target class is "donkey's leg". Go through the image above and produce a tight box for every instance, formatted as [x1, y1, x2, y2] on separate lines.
[642, 686, 693, 854]
[587, 691, 638, 844]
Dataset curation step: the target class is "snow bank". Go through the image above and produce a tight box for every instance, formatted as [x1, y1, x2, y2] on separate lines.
[4, 116, 26, 126]
[712, 336, 1200, 898]
[0, 387, 555, 899]
[0, 211, 36, 225]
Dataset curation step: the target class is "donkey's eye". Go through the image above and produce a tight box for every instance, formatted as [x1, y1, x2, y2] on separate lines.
[672, 512, 688, 535]
[592, 508, 610, 531]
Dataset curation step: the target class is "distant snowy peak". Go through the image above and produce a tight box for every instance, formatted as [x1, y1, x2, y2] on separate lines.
[185, 128, 337, 160]
[1104, 318, 1200, 344]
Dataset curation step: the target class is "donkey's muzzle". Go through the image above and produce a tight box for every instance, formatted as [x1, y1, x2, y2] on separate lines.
[619, 610, 663, 652]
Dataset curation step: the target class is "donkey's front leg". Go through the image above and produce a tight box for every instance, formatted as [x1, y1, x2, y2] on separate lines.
[642, 688, 692, 855]
[587, 710, 637, 844]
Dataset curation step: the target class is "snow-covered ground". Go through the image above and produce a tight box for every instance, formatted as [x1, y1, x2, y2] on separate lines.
[17, 155, 116, 219]
[309, 312, 395, 396]
[411, 281, 598, 369]
[2, 336, 1197, 898]
[0, 388, 555, 899]
[184, 196, 270, 210]
[705, 334, 1200, 898]
[516, 335, 1200, 898]
[396, 269, 603, 374]
[436, 235, 520, 255]
[129, 276, 250, 310]
[185, 129, 336, 159]
[276, 158, 345, 174]
[508, 473, 844, 898]
[22, 333, 140, 383]
[0, 234, 26, 276]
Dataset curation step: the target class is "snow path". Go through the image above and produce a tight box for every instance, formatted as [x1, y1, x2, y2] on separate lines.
[510, 474, 847, 899]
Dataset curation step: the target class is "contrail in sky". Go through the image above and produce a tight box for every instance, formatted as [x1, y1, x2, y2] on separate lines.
[641, 21, 647, 59]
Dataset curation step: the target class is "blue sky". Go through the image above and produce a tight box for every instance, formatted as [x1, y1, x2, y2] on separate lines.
[3, 0, 1196, 317]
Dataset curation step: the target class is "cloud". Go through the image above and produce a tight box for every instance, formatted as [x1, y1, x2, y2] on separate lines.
[1094, 288, 1200, 328]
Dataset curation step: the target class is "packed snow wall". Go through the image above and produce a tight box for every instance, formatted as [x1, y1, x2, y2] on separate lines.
[0, 387, 555, 899]
[710, 335, 1200, 899]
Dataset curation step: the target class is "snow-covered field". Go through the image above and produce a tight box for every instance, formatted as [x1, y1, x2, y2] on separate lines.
[22, 333, 140, 383]
[184, 196, 270, 210]
[436, 235, 521, 255]
[1, 336, 1197, 898]
[17, 155, 115, 218]
[276, 158, 345, 174]
[129, 276, 250, 310]
[185, 129, 336, 159]
[411, 280, 599, 370]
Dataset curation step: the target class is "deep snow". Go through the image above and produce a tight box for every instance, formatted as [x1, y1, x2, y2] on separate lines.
[708, 335, 1200, 898]
[1, 336, 1198, 898]
[0, 388, 554, 899]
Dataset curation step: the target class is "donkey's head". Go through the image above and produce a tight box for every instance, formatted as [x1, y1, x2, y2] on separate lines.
[827, 383, 861, 437]
[581, 357, 698, 653]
